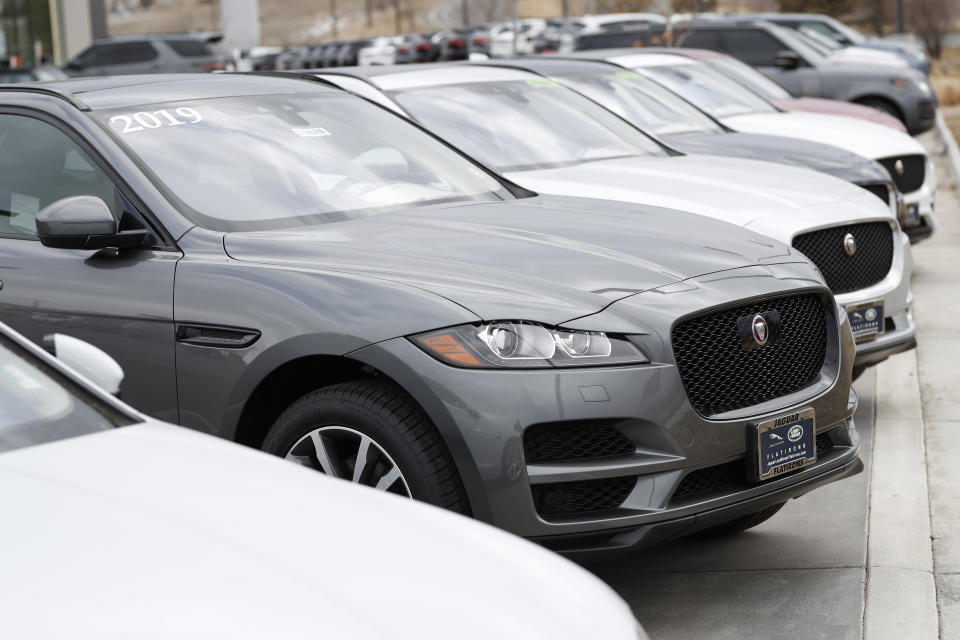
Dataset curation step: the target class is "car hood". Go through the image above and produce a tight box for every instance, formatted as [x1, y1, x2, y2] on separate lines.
[721, 110, 925, 160]
[223, 196, 796, 326]
[771, 97, 907, 132]
[506, 155, 891, 243]
[661, 130, 892, 181]
[0, 424, 639, 639]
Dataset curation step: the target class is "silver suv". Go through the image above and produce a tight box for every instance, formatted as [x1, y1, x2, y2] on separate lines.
[65, 34, 225, 76]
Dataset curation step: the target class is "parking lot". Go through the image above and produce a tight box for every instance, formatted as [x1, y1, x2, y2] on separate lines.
[587, 126, 959, 640]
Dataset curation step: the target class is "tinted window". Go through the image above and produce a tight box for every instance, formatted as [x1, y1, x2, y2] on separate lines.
[165, 38, 213, 57]
[679, 29, 721, 50]
[390, 79, 666, 172]
[0, 115, 120, 237]
[96, 92, 510, 232]
[99, 41, 159, 65]
[73, 44, 111, 67]
[0, 334, 133, 455]
[721, 29, 783, 67]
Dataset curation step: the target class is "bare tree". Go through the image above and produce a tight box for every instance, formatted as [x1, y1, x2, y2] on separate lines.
[909, 0, 955, 57]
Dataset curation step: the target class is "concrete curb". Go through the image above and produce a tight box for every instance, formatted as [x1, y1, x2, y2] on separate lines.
[936, 110, 960, 187]
[862, 350, 939, 640]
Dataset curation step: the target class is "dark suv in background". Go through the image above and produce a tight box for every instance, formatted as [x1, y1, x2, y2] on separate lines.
[64, 33, 225, 76]
[673, 21, 936, 134]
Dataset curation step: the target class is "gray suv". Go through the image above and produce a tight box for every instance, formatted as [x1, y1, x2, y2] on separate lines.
[675, 21, 936, 134]
[0, 74, 861, 553]
[65, 34, 225, 76]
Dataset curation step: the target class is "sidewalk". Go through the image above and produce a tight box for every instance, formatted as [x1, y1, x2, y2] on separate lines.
[906, 118, 960, 639]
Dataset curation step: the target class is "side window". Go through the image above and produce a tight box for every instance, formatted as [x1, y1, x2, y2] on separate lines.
[0, 115, 120, 238]
[679, 30, 722, 51]
[721, 29, 783, 67]
[110, 42, 159, 65]
[73, 44, 108, 67]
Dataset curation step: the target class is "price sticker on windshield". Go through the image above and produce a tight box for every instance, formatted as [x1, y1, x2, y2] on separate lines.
[525, 78, 563, 88]
[109, 107, 203, 134]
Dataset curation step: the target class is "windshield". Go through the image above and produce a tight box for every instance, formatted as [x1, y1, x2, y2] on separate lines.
[555, 69, 723, 136]
[638, 63, 778, 118]
[797, 27, 842, 52]
[772, 24, 828, 65]
[389, 79, 666, 172]
[0, 335, 131, 454]
[705, 56, 791, 100]
[96, 92, 510, 232]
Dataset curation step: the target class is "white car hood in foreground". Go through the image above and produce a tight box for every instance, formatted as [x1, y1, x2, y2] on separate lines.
[721, 111, 926, 161]
[0, 424, 639, 640]
[507, 154, 893, 244]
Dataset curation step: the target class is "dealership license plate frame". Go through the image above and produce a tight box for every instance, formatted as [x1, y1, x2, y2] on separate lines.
[750, 408, 817, 482]
[846, 299, 885, 342]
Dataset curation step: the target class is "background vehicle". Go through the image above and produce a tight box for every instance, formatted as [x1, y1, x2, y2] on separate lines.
[309, 63, 912, 376]
[64, 33, 225, 76]
[489, 19, 548, 57]
[0, 61, 68, 83]
[0, 73, 861, 553]
[664, 47, 907, 132]
[0, 321, 644, 639]
[591, 50, 937, 241]
[747, 13, 931, 74]
[672, 21, 936, 134]
[358, 36, 404, 66]
[336, 39, 374, 67]
[550, 13, 668, 53]
[436, 28, 474, 60]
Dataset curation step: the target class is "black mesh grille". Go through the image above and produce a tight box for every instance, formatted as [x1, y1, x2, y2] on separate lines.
[523, 423, 635, 464]
[877, 154, 925, 193]
[672, 459, 744, 500]
[792, 222, 894, 294]
[532, 477, 636, 519]
[815, 431, 833, 457]
[672, 294, 828, 417]
[859, 183, 890, 205]
[670, 433, 836, 503]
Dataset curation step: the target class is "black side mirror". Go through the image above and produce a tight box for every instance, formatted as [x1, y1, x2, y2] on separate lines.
[36, 196, 146, 250]
[65, 61, 83, 71]
[775, 50, 801, 70]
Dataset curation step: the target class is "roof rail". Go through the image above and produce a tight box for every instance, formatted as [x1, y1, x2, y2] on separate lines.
[0, 85, 88, 110]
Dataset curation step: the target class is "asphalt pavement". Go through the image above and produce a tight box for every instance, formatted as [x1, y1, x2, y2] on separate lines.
[582, 123, 960, 640]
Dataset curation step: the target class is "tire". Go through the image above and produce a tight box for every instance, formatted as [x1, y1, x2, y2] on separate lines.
[692, 502, 786, 538]
[262, 380, 470, 514]
[855, 97, 905, 124]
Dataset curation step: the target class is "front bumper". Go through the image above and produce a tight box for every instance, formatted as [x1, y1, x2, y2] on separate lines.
[351, 265, 860, 552]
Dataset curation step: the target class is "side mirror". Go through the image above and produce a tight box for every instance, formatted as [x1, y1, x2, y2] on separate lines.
[42, 334, 124, 396]
[65, 61, 83, 71]
[36, 196, 146, 250]
[775, 50, 801, 70]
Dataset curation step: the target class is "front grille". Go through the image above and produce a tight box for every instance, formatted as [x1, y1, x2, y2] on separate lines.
[878, 154, 925, 193]
[523, 423, 635, 464]
[859, 183, 890, 205]
[532, 477, 636, 520]
[792, 222, 894, 294]
[672, 459, 744, 501]
[672, 294, 828, 417]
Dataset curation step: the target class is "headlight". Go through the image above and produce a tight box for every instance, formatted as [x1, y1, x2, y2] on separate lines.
[412, 321, 649, 368]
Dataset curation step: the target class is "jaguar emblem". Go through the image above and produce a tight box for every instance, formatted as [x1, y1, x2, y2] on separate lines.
[844, 233, 857, 256]
[751, 314, 768, 346]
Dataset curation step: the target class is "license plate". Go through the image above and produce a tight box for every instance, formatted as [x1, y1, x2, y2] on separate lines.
[846, 300, 884, 342]
[751, 408, 816, 481]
